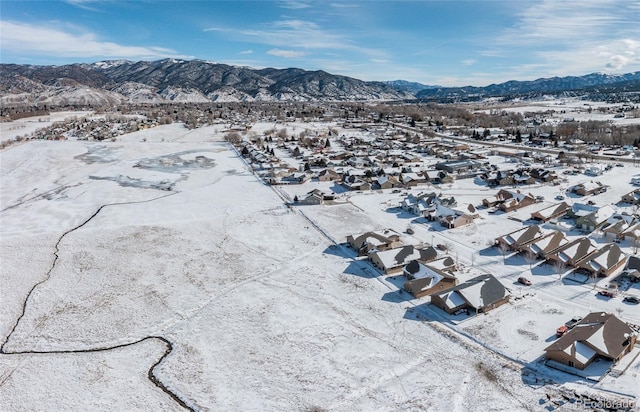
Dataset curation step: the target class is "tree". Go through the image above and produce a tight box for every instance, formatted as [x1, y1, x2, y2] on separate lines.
[325, 138, 331, 148]
[497, 242, 510, 261]
[225, 131, 242, 145]
[304, 162, 311, 171]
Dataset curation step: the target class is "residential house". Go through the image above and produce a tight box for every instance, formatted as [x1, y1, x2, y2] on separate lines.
[346, 229, 402, 256]
[423, 169, 452, 184]
[620, 188, 640, 205]
[574, 205, 617, 232]
[431, 274, 511, 315]
[519, 231, 568, 259]
[512, 170, 536, 186]
[545, 312, 637, 371]
[575, 244, 627, 278]
[426, 204, 477, 229]
[400, 172, 428, 187]
[601, 214, 637, 240]
[317, 168, 342, 182]
[403, 259, 458, 298]
[482, 170, 514, 187]
[530, 202, 571, 222]
[401, 192, 437, 215]
[342, 175, 372, 191]
[621, 222, 640, 244]
[368, 245, 438, 275]
[572, 181, 605, 196]
[498, 191, 536, 212]
[435, 159, 487, 174]
[545, 237, 598, 269]
[296, 189, 325, 205]
[584, 166, 603, 177]
[375, 175, 401, 190]
[530, 168, 557, 182]
[482, 189, 536, 212]
[494, 225, 545, 252]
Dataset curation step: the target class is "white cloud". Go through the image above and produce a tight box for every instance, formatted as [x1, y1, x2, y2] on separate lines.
[267, 49, 307, 58]
[278, 1, 312, 9]
[461, 59, 477, 66]
[205, 19, 386, 59]
[484, 0, 640, 78]
[239, 50, 254, 55]
[330, 3, 359, 8]
[0, 20, 190, 60]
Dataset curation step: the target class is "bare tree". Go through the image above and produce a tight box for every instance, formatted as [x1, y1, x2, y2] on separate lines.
[224, 131, 242, 145]
[524, 250, 537, 271]
[497, 241, 510, 261]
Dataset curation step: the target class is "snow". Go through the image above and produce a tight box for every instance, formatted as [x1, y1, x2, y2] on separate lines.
[572, 341, 597, 365]
[2, 117, 640, 410]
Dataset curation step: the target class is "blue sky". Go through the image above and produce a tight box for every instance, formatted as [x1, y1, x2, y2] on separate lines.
[1, 0, 639, 86]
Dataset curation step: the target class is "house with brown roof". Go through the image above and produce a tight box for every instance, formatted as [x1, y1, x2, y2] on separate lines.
[402, 259, 458, 298]
[317, 168, 342, 182]
[575, 244, 627, 278]
[494, 225, 544, 252]
[572, 180, 605, 196]
[346, 229, 402, 256]
[620, 188, 640, 205]
[545, 237, 598, 269]
[482, 188, 537, 212]
[375, 175, 401, 189]
[530, 202, 571, 222]
[545, 312, 637, 371]
[431, 274, 510, 315]
[518, 230, 568, 259]
[498, 192, 536, 212]
[368, 245, 438, 275]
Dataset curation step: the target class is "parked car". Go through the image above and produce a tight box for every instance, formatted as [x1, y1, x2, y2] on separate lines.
[555, 195, 565, 200]
[556, 325, 569, 337]
[517, 277, 532, 286]
[436, 244, 447, 251]
[565, 316, 582, 329]
[623, 295, 639, 304]
[597, 290, 617, 298]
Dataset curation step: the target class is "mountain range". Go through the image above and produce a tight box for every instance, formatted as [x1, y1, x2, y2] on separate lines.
[1, 58, 639, 106]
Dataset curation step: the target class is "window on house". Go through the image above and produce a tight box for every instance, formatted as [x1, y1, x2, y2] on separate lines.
[568, 361, 575, 367]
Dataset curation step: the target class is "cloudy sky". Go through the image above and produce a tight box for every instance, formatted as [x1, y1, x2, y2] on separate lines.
[2, 0, 639, 86]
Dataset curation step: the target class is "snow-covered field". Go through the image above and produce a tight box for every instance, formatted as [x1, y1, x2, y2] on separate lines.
[1, 119, 639, 411]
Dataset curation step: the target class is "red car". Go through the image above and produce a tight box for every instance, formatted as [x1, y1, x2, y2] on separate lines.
[517, 277, 532, 286]
[556, 325, 569, 337]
